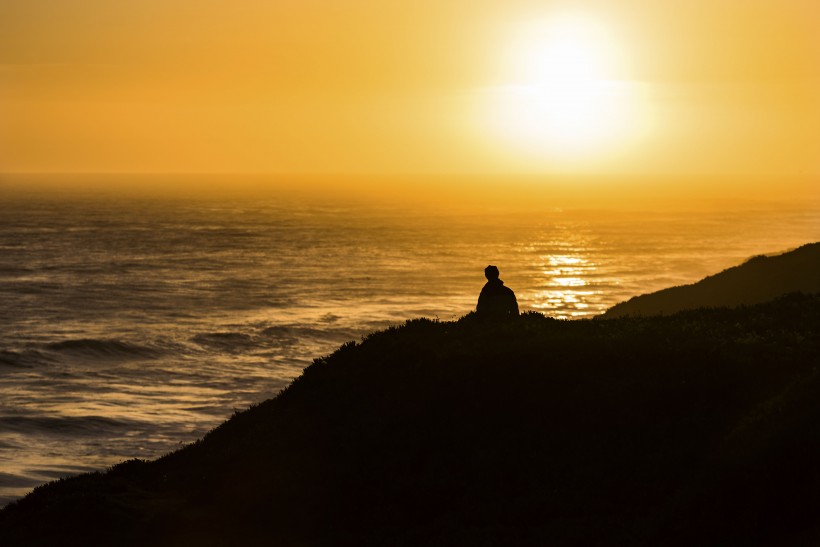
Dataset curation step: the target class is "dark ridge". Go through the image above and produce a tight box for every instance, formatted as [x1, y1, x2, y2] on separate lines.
[2, 294, 820, 546]
[602, 242, 820, 318]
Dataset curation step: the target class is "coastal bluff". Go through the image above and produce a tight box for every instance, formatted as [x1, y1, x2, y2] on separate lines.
[2, 294, 820, 546]
[602, 242, 820, 318]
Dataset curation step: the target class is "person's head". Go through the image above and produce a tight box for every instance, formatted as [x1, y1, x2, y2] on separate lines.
[484, 265, 500, 280]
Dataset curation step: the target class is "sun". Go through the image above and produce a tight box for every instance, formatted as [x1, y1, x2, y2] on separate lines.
[486, 14, 640, 162]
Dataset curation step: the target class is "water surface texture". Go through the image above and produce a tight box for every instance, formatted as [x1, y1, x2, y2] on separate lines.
[1, 188, 818, 505]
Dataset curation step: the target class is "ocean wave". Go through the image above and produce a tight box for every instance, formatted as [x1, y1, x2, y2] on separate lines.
[0, 415, 139, 436]
[0, 439, 19, 450]
[190, 332, 256, 352]
[2, 282, 65, 295]
[0, 350, 30, 368]
[260, 325, 356, 341]
[190, 325, 359, 354]
[0, 349, 53, 368]
[0, 472, 44, 489]
[44, 339, 162, 360]
[26, 465, 101, 480]
[256, 326, 322, 347]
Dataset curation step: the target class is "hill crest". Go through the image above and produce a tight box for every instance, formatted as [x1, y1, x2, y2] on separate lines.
[602, 242, 820, 318]
[2, 294, 820, 546]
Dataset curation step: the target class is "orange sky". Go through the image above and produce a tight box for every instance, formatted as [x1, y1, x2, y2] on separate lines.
[2, 0, 819, 180]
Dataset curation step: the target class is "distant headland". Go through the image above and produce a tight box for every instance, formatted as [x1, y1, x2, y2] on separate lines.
[602, 242, 820, 318]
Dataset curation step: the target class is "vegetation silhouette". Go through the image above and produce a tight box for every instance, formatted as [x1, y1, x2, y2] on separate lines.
[603, 242, 820, 318]
[476, 265, 519, 318]
[2, 293, 820, 546]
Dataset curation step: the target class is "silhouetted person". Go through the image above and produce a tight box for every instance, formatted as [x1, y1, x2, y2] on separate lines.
[476, 265, 519, 318]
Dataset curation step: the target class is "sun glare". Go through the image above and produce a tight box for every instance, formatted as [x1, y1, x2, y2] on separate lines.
[487, 14, 641, 163]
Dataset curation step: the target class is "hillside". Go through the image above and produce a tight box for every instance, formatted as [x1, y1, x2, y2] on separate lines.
[602, 242, 820, 318]
[2, 294, 820, 546]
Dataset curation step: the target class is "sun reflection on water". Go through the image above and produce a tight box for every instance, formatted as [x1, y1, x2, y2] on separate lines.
[553, 277, 586, 287]
[528, 253, 604, 319]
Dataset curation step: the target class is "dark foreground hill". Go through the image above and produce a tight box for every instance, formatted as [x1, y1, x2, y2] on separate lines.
[2, 294, 820, 546]
[602, 242, 820, 318]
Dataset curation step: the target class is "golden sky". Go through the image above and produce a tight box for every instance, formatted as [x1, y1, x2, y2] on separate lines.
[2, 0, 819, 177]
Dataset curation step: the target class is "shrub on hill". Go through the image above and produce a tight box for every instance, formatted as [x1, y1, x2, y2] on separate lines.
[2, 294, 819, 546]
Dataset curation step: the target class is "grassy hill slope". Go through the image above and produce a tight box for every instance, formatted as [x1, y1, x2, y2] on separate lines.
[602, 242, 820, 318]
[2, 294, 820, 546]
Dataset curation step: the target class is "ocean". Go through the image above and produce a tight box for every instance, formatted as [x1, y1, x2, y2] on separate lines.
[1, 182, 818, 506]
